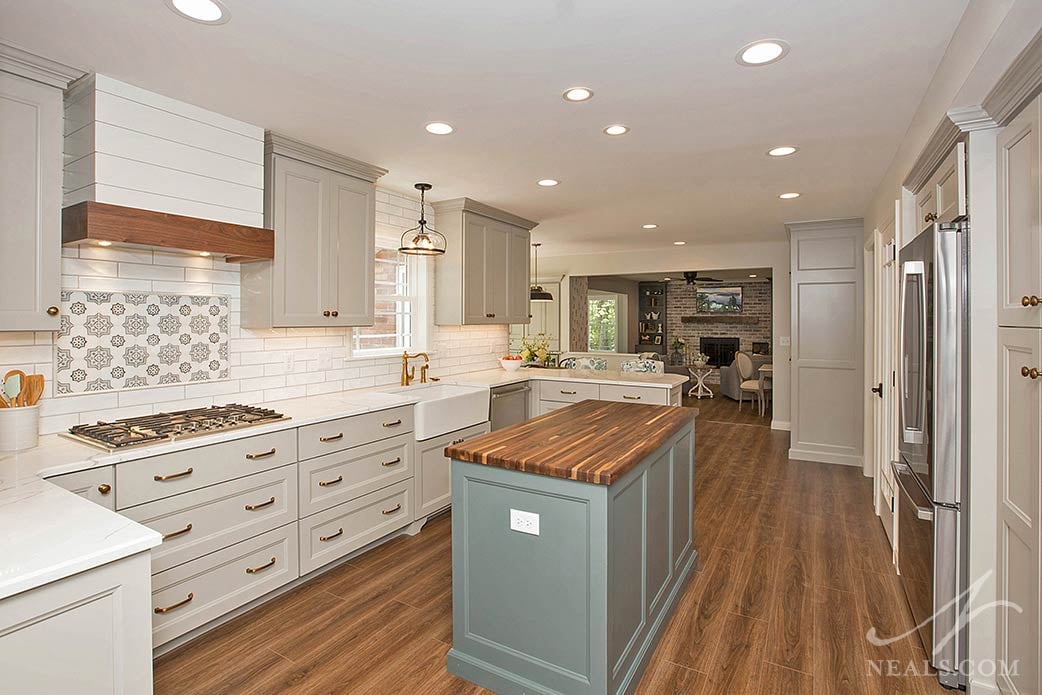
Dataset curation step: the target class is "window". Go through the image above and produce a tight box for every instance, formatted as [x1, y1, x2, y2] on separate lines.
[352, 241, 426, 355]
[588, 296, 619, 352]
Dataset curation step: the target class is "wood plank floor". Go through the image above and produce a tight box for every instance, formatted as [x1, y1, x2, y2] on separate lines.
[155, 393, 948, 695]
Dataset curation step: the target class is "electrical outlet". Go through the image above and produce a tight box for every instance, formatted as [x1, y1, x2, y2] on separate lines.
[779, 336, 791, 347]
[283, 352, 294, 373]
[509, 509, 540, 536]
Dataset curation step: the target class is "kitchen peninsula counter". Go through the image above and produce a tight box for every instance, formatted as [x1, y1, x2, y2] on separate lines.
[446, 400, 697, 695]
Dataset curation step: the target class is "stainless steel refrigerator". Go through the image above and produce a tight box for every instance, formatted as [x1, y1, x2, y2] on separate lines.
[895, 221, 969, 689]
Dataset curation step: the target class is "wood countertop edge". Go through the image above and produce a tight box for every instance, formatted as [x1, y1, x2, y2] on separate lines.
[446, 401, 696, 486]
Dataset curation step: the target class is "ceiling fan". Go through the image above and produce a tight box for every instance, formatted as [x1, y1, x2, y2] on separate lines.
[683, 271, 722, 285]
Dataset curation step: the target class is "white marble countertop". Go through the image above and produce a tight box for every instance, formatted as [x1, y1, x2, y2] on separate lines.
[449, 367, 689, 389]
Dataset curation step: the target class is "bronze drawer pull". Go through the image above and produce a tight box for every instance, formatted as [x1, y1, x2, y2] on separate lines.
[382, 503, 402, 515]
[1022, 295, 1041, 307]
[1021, 366, 1041, 380]
[451, 438, 465, 445]
[924, 212, 937, 223]
[381, 457, 402, 467]
[245, 496, 276, 511]
[162, 523, 193, 541]
[382, 419, 402, 428]
[246, 557, 276, 574]
[154, 467, 193, 482]
[319, 433, 344, 443]
[246, 448, 277, 460]
[622, 395, 642, 400]
[97, 483, 112, 495]
[318, 475, 343, 487]
[320, 527, 344, 542]
[560, 390, 577, 395]
[154, 593, 194, 614]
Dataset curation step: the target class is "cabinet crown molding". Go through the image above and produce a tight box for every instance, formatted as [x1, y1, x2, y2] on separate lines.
[431, 197, 538, 231]
[902, 117, 963, 194]
[264, 132, 387, 182]
[0, 40, 84, 89]
[784, 217, 864, 237]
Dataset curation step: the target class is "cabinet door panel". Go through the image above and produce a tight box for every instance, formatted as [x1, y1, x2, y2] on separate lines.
[915, 184, 936, 235]
[485, 222, 509, 322]
[271, 156, 332, 326]
[998, 96, 1042, 329]
[507, 228, 531, 324]
[935, 143, 966, 224]
[463, 215, 489, 323]
[0, 73, 61, 330]
[996, 327, 1041, 694]
[416, 422, 490, 519]
[329, 172, 375, 326]
[47, 467, 116, 511]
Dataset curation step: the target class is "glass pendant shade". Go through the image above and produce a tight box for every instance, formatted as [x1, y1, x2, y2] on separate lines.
[399, 183, 446, 256]
[529, 242, 553, 302]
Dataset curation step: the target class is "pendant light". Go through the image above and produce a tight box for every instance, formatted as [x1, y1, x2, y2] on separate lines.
[399, 183, 446, 256]
[530, 242, 554, 302]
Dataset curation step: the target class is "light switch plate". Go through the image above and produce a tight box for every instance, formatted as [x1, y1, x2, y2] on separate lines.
[779, 336, 791, 347]
[510, 509, 540, 536]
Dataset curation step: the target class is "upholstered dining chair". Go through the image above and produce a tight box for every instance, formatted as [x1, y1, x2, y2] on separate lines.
[620, 359, 664, 374]
[734, 351, 763, 412]
[558, 356, 609, 370]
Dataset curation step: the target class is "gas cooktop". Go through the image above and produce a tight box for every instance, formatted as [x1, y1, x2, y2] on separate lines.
[65, 404, 290, 451]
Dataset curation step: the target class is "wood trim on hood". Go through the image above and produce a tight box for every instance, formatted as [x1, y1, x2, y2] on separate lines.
[62, 201, 274, 262]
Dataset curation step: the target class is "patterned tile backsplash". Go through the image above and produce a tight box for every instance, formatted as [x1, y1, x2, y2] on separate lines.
[56, 290, 230, 395]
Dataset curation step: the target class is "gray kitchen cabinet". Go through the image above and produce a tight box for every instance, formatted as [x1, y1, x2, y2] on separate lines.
[241, 132, 386, 328]
[433, 197, 536, 325]
[48, 466, 116, 511]
[0, 70, 63, 330]
[414, 421, 491, 520]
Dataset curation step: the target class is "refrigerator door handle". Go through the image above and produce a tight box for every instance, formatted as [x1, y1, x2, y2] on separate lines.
[892, 461, 934, 521]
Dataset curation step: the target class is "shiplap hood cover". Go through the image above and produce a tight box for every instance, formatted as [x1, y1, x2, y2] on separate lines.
[5, 0, 969, 254]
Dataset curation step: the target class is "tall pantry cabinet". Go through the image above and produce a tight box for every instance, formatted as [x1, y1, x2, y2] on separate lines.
[995, 92, 1042, 695]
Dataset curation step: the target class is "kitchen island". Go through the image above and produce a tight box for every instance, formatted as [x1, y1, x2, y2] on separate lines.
[445, 399, 697, 695]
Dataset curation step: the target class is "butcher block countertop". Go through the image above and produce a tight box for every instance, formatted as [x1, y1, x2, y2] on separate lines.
[445, 399, 697, 485]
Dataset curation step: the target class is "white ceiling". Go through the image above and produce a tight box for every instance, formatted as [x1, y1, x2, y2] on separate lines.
[3, 0, 968, 255]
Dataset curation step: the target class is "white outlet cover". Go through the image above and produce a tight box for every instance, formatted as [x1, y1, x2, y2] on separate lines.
[510, 509, 540, 536]
[779, 336, 791, 346]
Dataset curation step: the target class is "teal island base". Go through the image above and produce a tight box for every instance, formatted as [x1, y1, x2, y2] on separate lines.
[447, 420, 696, 695]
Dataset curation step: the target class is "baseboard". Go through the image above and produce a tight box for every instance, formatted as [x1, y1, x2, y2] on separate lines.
[770, 419, 791, 431]
[788, 447, 863, 467]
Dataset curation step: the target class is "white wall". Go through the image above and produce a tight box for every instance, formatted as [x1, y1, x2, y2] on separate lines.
[542, 240, 792, 430]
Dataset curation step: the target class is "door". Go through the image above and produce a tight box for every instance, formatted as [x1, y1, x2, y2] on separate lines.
[271, 155, 333, 326]
[996, 327, 1041, 694]
[0, 72, 62, 331]
[506, 227, 531, 324]
[462, 214, 489, 324]
[873, 219, 898, 548]
[997, 95, 1042, 329]
[329, 171, 375, 326]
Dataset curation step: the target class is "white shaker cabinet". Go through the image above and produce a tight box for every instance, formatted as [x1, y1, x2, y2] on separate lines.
[914, 142, 967, 235]
[48, 466, 116, 511]
[414, 421, 491, 520]
[433, 198, 536, 325]
[0, 552, 154, 695]
[997, 96, 1042, 330]
[241, 133, 386, 328]
[0, 70, 63, 330]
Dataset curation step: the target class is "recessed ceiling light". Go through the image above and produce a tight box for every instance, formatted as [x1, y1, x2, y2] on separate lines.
[603, 124, 629, 136]
[749, 274, 758, 278]
[642, 224, 658, 229]
[736, 39, 790, 67]
[537, 179, 559, 187]
[562, 87, 594, 102]
[673, 241, 686, 246]
[97, 240, 112, 247]
[767, 145, 799, 157]
[165, 0, 229, 24]
[425, 122, 454, 135]
[779, 192, 801, 199]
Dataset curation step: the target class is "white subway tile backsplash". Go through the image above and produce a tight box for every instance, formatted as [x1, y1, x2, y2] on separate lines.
[62, 257, 118, 277]
[79, 246, 153, 264]
[117, 384, 185, 407]
[119, 262, 185, 281]
[185, 268, 240, 284]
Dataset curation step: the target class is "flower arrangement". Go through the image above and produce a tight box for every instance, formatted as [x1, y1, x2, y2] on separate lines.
[519, 332, 551, 366]
[691, 351, 710, 367]
[671, 337, 687, 353]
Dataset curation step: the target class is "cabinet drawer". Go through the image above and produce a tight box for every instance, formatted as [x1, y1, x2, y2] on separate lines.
[116, 429, 298, 510]
[299, 433, 413, 517]
[298, 406, 414, 460]
[539, 381, 599, 403]
[150, 523, 298, 647]
[599, 384, 668, 405]
[538, 400, 570, 416]
[47, 466, 116, 510]
[298, 480, 412, 575]
[122, 465, 298, 574]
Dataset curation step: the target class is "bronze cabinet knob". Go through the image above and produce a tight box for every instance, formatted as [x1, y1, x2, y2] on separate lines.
[924, 212, 937, 223]
[97, 483, 112, 494]
[46, 306, 59, 316]
[1021, 366, 1040, 380]
[1021, 295, 1041, 307]
[323, 310, 331, 317]
[331, 310, 338, 317]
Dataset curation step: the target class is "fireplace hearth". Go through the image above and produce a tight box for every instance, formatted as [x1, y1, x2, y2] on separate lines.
[699, 337, 739, 367]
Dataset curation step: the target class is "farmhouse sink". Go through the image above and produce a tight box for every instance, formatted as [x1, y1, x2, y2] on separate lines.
[381, 383, 489, 441]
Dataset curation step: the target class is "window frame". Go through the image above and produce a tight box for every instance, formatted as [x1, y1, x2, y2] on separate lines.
[587, 293, 620, 353]
[349, 237, 430, 358]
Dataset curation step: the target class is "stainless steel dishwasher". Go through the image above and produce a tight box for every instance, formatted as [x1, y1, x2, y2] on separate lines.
[489, 383, 530, 430]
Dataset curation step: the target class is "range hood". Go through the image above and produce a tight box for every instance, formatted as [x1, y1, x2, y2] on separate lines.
[62, 201, 274, 262]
